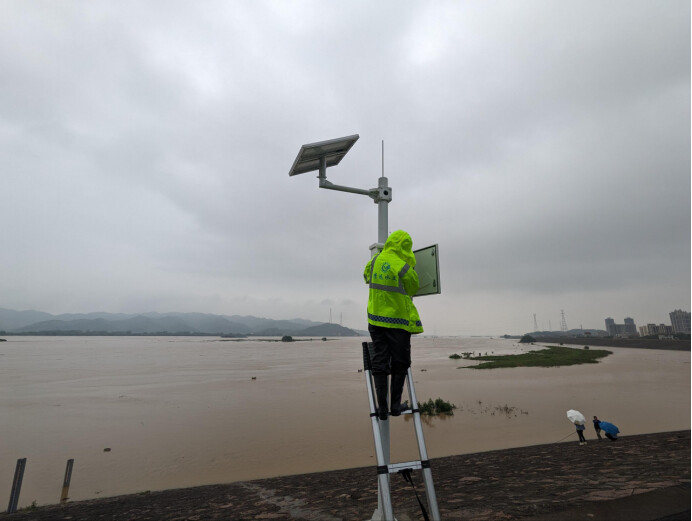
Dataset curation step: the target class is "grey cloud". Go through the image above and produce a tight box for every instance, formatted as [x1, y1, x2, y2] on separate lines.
[0, 1, 688, 334]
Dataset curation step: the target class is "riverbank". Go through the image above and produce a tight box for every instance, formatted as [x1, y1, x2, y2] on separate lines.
[3, 430, 689, 521]
[536, 337, 690, 350]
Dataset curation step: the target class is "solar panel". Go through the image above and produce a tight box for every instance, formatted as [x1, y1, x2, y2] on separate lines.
[288, 135, 359, 176]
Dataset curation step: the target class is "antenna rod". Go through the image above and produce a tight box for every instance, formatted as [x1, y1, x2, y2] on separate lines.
[381, 140, 384, 178]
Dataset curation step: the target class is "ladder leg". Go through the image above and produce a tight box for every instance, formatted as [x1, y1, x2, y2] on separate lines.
[364, 343, 395, 520]
[406, 367, 441, 521]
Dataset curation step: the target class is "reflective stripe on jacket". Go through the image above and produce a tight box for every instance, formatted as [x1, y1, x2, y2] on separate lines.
[364, 230, 423, 334]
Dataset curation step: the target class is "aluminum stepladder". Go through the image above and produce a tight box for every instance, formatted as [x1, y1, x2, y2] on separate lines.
[362, 342, 441, 521]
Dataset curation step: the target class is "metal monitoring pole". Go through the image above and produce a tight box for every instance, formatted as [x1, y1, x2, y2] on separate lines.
[288, 135, 395, 518]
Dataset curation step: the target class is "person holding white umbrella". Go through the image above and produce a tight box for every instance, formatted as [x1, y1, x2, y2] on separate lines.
[567, 409, 587, 445]
[576, 423, 587, 445]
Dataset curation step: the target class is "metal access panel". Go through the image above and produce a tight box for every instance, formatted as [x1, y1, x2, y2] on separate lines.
[413, 244, 441, 297]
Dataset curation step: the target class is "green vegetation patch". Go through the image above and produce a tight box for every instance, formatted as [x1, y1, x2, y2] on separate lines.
[418, 398, 456, 416]
[462, 345, 612, 369]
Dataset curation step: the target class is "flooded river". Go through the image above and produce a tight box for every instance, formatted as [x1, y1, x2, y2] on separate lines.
[0, 335, 688, 507]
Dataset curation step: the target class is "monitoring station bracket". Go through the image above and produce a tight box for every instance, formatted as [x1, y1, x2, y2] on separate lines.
[288, 135, 392, 247]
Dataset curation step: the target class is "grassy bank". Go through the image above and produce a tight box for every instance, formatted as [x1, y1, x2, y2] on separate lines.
[457, 345, 612, 369]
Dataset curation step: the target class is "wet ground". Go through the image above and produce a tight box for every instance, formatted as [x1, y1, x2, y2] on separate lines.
[3, 430, 689, 521]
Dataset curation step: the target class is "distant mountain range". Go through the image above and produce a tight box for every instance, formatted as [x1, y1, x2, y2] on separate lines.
[0, 308, 367, 337]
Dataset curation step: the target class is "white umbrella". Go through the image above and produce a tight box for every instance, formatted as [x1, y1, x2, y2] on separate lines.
[566, 409, 586, 425]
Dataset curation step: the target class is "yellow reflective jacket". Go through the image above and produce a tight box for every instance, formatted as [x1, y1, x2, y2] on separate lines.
[363, 230, 423, 334]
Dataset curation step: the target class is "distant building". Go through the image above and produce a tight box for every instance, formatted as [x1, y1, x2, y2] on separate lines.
[605, 318, 615, 336]
[669, 310, 690, 335]
[639, 324, 674, 337]
[605, 317, 639, 337]
[623, 317, 637, 335]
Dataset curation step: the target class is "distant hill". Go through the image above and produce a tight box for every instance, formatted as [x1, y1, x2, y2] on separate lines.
[292, 323, 361, 337]
[0, 308, 366, 337]
[0, 308, 57, 330]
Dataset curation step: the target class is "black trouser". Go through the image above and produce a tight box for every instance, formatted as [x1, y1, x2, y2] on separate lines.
[368, 324, 411, 375]
[577, 429, 586, 442]
[369, 324, 412, 418]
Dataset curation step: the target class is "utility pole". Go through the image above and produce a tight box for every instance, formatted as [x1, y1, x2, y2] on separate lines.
[288, 135, 439, 521]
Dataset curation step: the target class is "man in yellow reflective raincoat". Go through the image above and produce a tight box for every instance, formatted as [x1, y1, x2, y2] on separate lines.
[364, 230, 423, 420]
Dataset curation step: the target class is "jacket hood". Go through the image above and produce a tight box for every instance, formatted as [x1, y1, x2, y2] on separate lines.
[383, 230, 416, 267]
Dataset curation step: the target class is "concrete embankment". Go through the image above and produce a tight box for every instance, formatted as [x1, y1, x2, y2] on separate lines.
[3, 430, 689, 521]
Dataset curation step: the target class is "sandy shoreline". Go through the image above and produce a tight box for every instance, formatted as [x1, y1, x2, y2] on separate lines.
[1, 336, 689, 508]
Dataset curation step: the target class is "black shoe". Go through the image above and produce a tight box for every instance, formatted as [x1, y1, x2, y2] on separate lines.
[378, 407, 389, 421]
[391, 400, 411, 417]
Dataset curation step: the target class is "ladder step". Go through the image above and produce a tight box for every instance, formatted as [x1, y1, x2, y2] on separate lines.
[387, 461, 423, 473]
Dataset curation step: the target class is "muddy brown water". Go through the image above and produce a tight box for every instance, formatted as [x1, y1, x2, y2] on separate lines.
[0, 336, 688, 508]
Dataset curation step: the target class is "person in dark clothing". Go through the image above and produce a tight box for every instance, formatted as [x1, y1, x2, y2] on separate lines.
[593, 416, 602, 439]
[576, 423, 587, 445]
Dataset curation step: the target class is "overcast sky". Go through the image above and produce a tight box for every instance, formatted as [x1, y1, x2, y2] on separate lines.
[1, 1, 689, 335]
